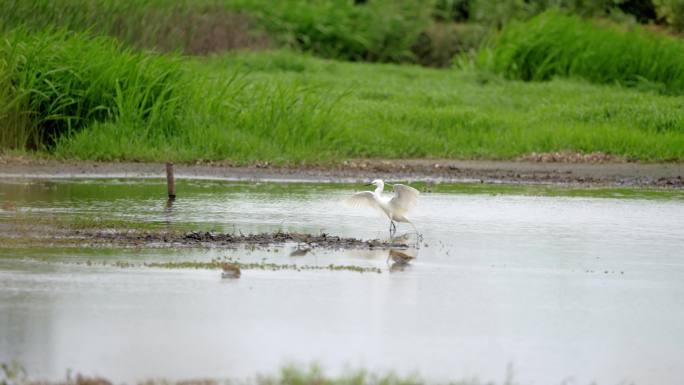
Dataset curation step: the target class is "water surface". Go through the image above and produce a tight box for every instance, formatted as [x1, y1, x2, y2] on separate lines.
[1, 179, 683, 385]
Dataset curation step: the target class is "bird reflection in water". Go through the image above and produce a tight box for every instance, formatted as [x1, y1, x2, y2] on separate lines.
[289, 246, 313, 257]
[387, 232, 419, 272]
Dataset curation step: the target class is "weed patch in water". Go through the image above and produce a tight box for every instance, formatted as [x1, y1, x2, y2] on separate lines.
[0, 362, 521, 385]
[416, 182, 684, 200]
[145, 258, 382, 274]
[38, 256, 383, 275]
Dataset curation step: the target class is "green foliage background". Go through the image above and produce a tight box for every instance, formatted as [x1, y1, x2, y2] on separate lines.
[1, 0, 683, 162]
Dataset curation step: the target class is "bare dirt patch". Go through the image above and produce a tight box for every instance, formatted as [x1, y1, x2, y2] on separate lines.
[517, 151, 620, 163]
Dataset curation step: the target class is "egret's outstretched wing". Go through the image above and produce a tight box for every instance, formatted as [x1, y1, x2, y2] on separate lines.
[389, 184, 419, 216]
[346, 191, 377, 209]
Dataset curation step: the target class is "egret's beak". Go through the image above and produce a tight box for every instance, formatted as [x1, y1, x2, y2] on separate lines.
[365, 183, 373, 186]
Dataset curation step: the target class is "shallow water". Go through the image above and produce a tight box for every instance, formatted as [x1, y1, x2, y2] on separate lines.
[1, 179, 684, 385]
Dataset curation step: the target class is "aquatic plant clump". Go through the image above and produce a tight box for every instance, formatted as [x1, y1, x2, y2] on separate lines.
[145, 258, 383, 274]
[18, 257, 384, 275]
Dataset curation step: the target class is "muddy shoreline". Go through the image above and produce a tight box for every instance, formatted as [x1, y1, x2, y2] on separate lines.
[1, 158, 682, 187]
[1, 226, 408, 249]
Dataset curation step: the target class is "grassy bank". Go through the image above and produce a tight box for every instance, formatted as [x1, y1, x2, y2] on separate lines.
[56, 52, 684, 162]
[1, 29, 683, 162]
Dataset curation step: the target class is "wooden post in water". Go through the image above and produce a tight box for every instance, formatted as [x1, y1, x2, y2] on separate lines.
[166, 162, 176, 200]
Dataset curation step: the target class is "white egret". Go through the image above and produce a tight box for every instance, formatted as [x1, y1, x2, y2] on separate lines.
[347, 179, 420, 235]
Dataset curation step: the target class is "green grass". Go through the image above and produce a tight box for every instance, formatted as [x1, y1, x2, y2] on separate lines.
[0, 29, 187, 150]
[478, 12, 684, 95]
[2, 30, 684, 163]
[60, 50, 684, 162]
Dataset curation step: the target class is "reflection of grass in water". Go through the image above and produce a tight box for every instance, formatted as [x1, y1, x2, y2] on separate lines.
[5, 213, 165, 231]
[416, 182, 684, 201]
[1, 179, 681, 223]
[4, 211, 209, 232]
[1, 179, 681, 247]
[185, 179, 684, 200]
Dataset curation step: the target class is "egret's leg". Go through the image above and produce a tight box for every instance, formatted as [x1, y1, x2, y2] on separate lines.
[408, 220, 419, 235]
[407, 220, 422, 244]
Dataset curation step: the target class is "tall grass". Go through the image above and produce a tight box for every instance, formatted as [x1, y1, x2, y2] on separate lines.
[56, 77, 344, 162]
[0, 29, 349, 161]
[0, 29, 185, 150]
[477, 12, 684, 95]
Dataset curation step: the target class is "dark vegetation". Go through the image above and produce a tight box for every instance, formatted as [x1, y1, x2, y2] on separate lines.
[4, 0, 683, 64]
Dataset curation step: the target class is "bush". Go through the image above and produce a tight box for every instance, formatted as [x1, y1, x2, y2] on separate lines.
[433, 0, 472, 22]
[477, 12, 684, 94]
[249, 0, 432, 62]
[654, 0, 684, 30]
[469, 0, 656, 28]
[412, 22, 488, 67]
[470, 0, 545, 28]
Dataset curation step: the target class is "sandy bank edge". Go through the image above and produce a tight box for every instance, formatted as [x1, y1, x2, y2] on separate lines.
[0, 158, 682, 187]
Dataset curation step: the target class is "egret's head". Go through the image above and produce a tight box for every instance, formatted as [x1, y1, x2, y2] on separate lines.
[366, 179, 384, 187]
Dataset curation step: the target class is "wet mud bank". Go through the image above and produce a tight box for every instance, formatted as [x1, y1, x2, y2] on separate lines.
[1, 158, 682, 187]
[93, 230, 407, 249]
[1, 227, 408, 250]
